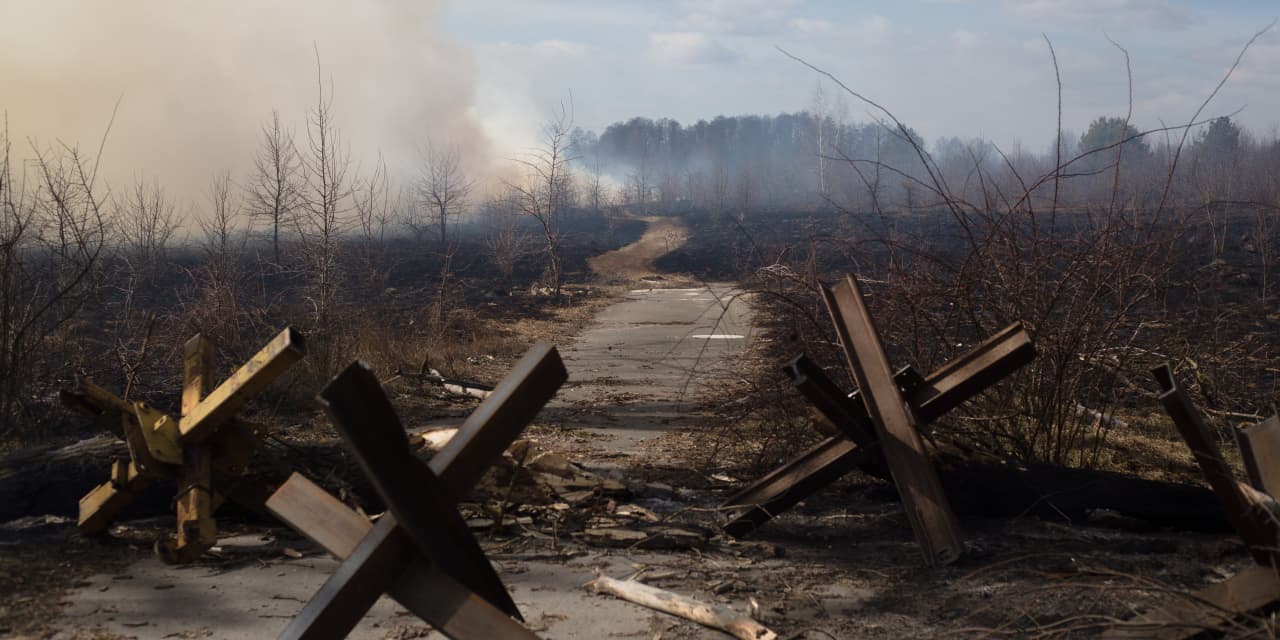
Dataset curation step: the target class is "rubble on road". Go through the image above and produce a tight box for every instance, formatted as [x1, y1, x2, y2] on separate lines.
[407, 429, 716, 551]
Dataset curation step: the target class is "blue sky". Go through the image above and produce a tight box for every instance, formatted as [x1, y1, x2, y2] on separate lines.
[446, 0, 1280, 152]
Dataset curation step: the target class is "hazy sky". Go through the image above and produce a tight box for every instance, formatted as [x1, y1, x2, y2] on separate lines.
[2, 1, 1277, 204]
[451, 0, 1280, 152]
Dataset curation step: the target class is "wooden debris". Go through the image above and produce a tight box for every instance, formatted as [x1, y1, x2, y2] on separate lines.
[579, 526, 706, 550]
[410, 428, 459, 452]
[590, 571, 778, 640]
[403, 368, 495, 400]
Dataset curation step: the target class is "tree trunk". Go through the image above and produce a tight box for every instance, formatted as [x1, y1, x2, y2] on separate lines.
[936, 457, 1231, 532]
[0, 436, 172, 523]
[0, 435, 374, 525]
[439, 203, 447, 246]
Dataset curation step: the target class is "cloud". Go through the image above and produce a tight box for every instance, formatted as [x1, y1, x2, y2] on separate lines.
[534, 39, 593, 57]
[953, 29, 981, 48]
[850, 15, 892, 46]
[674, 0, 803, 36]
[789, 17, 835, 36]
[779, 14, 892, 53]
[1004, 0, 1193, 29]
[1215, 32, 1280, 89]
[648, 31, 738, 65]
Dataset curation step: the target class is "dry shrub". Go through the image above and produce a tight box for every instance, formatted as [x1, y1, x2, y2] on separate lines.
[0, 131, 108, 441]
[738, 36, 1277, 468]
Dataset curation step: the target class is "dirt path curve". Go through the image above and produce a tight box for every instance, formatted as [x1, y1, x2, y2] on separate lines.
[587, 215, 689, 282]
[47, 217, 760, 640]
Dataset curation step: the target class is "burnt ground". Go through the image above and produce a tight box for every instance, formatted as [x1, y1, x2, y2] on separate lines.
[0, 210, 1274, 639]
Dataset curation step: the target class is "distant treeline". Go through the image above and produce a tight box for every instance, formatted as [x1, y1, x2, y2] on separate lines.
[569, 110, 1276, 216]
[569, 112, 926, 214]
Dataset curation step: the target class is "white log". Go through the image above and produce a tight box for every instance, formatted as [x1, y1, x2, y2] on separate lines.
[590, 571, 778, 640]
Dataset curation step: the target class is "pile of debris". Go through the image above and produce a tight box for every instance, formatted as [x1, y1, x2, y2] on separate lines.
[413, 429, 711, 551]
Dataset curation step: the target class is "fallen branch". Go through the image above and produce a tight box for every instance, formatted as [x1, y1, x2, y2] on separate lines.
[398, 368, 494, 400]
[1204, 407, 1266, 423]
[589, 570, 778, 640]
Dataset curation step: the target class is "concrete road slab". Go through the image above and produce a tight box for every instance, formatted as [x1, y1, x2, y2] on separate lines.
[552, 284, 754, 453]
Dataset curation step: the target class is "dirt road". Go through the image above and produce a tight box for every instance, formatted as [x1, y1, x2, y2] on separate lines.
[587, 215, 689, 282]
[553, 285, 755, 453]
[558, 213, 756, 452]
[44, 216, 767, 640]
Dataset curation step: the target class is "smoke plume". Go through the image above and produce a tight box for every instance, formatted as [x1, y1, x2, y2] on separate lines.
[0, 0, 489, 210]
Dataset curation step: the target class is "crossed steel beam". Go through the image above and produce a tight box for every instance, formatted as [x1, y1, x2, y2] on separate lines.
[267, 342, 566, 639]
[721, 275, 1034, 566]
[1106, 365, 1280, 639]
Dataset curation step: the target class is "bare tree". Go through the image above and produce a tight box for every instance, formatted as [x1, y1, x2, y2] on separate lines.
[0, 127, 107, 437]
[480, 191, 528, 284]
[199, 171, 247, 281]
[627, 129, 652, 214]
[352, 152, 396, 292]
[190, 171, 249, 348]
[509, 103, 576, 296]
[811, 84, 831, 204]
[296, 51, 352, 326]
[1249, 203, 1278, 301]
[416, 140, 474, 246]
[734, 165, 753, 223]
[245, 110, 301, 264]
[583, 148, 608, 217]
[116, 174, 179, 271]
[710, 160, 729, 225]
